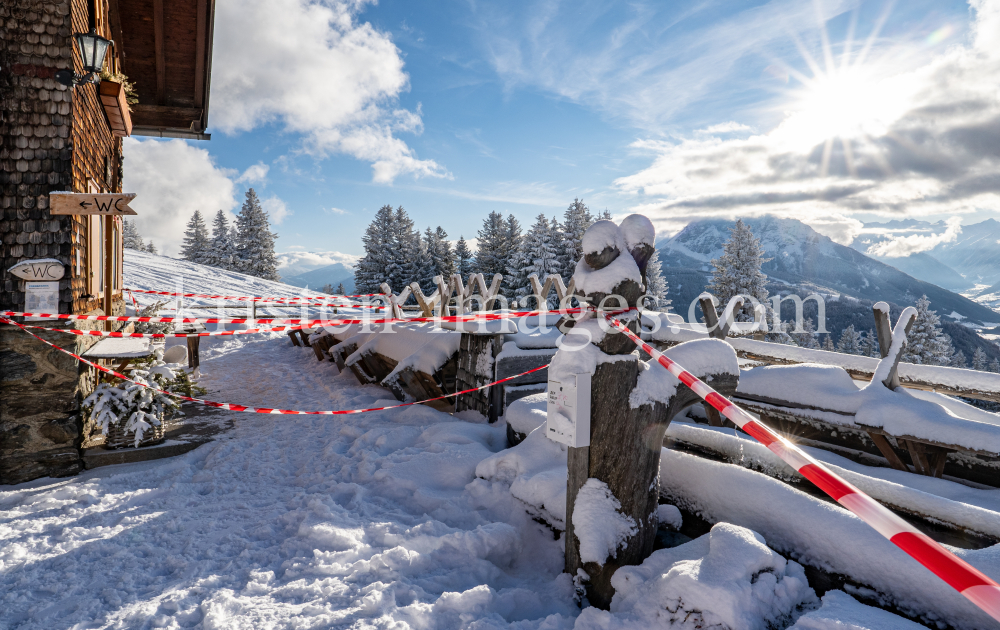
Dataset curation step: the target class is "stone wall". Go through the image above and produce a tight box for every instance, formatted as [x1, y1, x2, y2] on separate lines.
[0, 0, 126, 485]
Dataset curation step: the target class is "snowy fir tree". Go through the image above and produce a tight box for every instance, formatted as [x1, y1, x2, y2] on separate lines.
[991, 358, 1000, 373]
[643, 249, 669, 311]
[420, 226, 455, 288]
[321, 283, 334, 294]
[145, 240, 157, 254]
[900, 295, 956, 366]
[234, 188, 280, 281]
[836, 325, 863, 355]
[391, 206, 423, 291]
[973, 347, 989, 371]
[476, 212, 508, 281]
[336, 282, 346, 295]
[822, 335, 835, 351]
[416, 227, 438, 291]
[794, 317, 820, 349]
[205, 210, 236, 270]
[860, 329, 880, 357]
[455, 236, 474, 277]
[514, 214, 562, 305]
[708, 219, 771, 323]
[123, 219, 144, 250]
[180, 211, 211, 263]
[558, 198, 593, 273]
[951, 349, 968, 368]
[354, 205, 395, 294]
[502, 215, 524, 296]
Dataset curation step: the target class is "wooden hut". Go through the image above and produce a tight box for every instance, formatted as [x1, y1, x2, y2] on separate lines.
[0, 0, 216, 484]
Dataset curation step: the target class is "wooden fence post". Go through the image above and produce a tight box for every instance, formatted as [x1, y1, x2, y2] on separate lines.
[560, 215, 740, 609]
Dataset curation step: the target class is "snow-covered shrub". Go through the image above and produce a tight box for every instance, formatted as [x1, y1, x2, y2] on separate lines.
[132, 300, 171, 335]
[83, 355, 179, 447]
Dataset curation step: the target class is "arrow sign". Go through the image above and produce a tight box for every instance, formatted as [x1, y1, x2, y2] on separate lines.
[49, 192, 137, 215]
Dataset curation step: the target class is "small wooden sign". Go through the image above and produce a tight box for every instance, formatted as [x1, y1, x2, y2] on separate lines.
[8, 258, 66, 281]
[50, 192, 137, 215]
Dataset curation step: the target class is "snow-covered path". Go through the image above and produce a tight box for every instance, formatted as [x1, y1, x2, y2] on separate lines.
[0, 334, 576, 629]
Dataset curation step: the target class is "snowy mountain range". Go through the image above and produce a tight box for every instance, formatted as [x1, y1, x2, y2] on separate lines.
[658, 216, 999, 325]
[281, 262, 356, 292]
[849, 218, 1000, 291]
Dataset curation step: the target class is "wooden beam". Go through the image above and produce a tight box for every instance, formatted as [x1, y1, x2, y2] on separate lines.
[699, 295, 725, 340]
[704, 403, 724, 427]
[904, 440, 932, 476]
[153, 0, 165, 104]
[867, 432, 909, 472]
[104, 217, 113, 332]
[194, 0, 207, 108]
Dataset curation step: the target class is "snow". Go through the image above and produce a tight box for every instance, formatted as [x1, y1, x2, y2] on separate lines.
[870, 306, 916, 384]
[579, 523, 816, 630]
[573, 479, 638, 565]
[548, 320, 636, 384]
[667, 421, 1000, 539]
[81, 336, 156, 358]
[619, 214, 655, 250]
[658, 447, 1000, 628]
[790, 590, 927, 629]
[580, 220, 625, 256]
[737, 363, 1000, 452]
[656, 504, 682, 531]
[505, 393, 547, 436]
[347, 323, 460, 366]
[631, 338, 738, 408]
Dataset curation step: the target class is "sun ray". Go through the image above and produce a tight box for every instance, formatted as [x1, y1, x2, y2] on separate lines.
[854, 0, 895, 69]
[814, 0, 836, 75]
[841, 8, 859, 71]
[820, 137, 834, 177]
[841, 137, 858, 178]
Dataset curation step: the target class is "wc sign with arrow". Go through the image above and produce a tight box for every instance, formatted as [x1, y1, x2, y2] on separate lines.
[49, 192, 137, 215]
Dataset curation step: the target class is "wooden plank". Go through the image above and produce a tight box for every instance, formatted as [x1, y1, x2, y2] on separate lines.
[704, 403, 724, 427]
[904, 440, 932, 476]
[867, 432, 909, 472]
[194, 0, 207, 107]
[287, 330, 301, 346]
[699, 295, 725, 340]
[154, 0, 166, 104]
[50, 193, 137, 215]
[187, 335, 200, 370]
[929, 448, 950, 478]
[494, 353, 553, 384]
[104, 217, 113, 332]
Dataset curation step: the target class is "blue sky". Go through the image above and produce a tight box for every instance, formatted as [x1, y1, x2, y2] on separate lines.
[124, 0, 1000, 267]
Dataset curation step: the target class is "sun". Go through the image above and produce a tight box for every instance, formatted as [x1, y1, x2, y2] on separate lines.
[769, 9, 922, 174]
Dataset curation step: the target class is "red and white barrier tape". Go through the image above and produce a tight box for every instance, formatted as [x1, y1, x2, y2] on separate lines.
[0, 315, 549, 415]
[1, 307, 583, 327]
[13, 321, 319, 338]
[605, 315, 1000, 621]
[125, 288, 386, 302]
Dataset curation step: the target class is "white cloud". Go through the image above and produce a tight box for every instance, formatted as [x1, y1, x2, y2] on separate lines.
[124, 139, 292, 254]
[237, 162, 269, 184]
[867, 217, 963, 257]
[123, 138, 237, 256]
[325, 207, 350, 215]
[613, 1, 1000, 237]
[696, 122, 752, 134]
[276, 250, 360, 276]
[212, 0, 447, 183]
[262, 196, 291, 224]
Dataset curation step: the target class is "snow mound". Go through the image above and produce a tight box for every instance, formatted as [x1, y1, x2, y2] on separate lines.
[505, 393, 547, 436]
[574, 478, 638, 565]
[620, 214, 655, 250]
[631, 338, 739, 408]
[581, 220, 626, 256]
[790, 590, 926, 629]
[576, 523, 816, 630]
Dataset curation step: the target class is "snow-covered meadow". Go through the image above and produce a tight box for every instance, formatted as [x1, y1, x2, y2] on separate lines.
[0, 252, 996, 628]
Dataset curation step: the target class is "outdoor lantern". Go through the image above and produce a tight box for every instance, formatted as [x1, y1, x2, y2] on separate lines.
[76, 29, 111, 74]
[55, 29, 112, 86]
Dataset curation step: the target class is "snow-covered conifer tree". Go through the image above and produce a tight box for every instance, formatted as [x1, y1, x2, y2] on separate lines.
[822, 335, 835, 351]
[900, 295, 956, 366]
[123, 219, 144, 250]
[354, 205, 395, 293]
[180, 211, 211, 263]
[860, 329, 880, 357]
[145, 240, 157, 254]
[501, 215, 523, 297]
[475, 212, 507, 281]
[990, 358, 1000, 373]
[433, 226, 455, 280]
[234, 188, 280, 280]
[321, 283, 334, 294]
[392, 206, 422, 290]
[205, 210, 236, 270]
[951, 350, 968, 368]
[708, 219, 771, 322]
[336, 282, 346, 294]
[559, 198, 592, 273]
[455, 236, 473, 277]
[516, 214, 561, 306]
[795, 317, 820, 349]
[643, 249, 669, 311]
[973, 347, 989, 371]
[836, 325, 863, 355]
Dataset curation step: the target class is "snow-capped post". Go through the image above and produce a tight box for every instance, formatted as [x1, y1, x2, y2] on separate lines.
[555, 215, 739, 609]
[872, 301, 916, 390]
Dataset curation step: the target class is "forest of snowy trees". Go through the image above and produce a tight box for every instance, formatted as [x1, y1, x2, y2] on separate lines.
[354, 199, 670, 309]
[126, 188, 280, 281]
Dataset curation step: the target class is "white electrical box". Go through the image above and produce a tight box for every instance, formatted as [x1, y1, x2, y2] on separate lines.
[546, 373, 592, 447]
